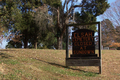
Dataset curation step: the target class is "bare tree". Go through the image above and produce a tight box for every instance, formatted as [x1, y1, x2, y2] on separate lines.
[101, 19, 116, 47]
[54, 0, 109, 49]
[100, 0, 120, 48]
[101, 0, 120, 26]
[56, 0, 85, 49]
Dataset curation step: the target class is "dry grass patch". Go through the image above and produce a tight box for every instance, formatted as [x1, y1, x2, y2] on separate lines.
[0, 63, 6, 75]
[0, 49, 120, 80]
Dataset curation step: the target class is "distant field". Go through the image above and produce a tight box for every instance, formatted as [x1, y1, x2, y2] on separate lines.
[0, 49, 120, 80]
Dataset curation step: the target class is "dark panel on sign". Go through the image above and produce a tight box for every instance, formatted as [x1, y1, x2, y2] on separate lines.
[72, 29, 95, 57]
[70, 54, 97, 57]
[66, 58, 100, 66]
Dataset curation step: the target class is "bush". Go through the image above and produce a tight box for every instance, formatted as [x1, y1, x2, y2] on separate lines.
[117, 47, 120, 50]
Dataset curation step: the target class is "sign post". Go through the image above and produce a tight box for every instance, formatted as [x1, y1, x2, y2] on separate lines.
[66, 22, 102, 74]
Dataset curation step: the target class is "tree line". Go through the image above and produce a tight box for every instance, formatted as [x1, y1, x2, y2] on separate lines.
[0, 0, 109, 49]
[101, 0, 120, 49]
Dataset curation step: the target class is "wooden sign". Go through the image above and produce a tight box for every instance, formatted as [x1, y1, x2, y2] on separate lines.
[71, 29, 96, 57]
[66, 22, 102, 74]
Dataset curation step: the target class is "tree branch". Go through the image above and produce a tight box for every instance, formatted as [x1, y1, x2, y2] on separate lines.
[62, 0, 67, 11]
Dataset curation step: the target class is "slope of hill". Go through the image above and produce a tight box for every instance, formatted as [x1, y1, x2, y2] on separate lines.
[0, 49, 120, 80]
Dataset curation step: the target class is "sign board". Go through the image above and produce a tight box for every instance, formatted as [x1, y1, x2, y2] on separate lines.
[66, 22, 102, 74]
[71, 29, 96, 57]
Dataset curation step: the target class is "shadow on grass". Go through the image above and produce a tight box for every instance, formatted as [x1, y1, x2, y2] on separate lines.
[0, 49, 16, 51]
[32, 57, 99, 75]
[0, 53, 14, 58]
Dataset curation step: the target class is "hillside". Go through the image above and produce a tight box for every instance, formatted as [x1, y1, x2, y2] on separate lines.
[0, 49, 120, 80]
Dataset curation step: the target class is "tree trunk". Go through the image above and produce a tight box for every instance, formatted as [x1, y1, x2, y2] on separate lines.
[24, 40, 28, 48]
[57, 7, 63, 49]
[57, 36, 63, 49]
[24, 30, 28, 48]
[34, 42, 37, 49]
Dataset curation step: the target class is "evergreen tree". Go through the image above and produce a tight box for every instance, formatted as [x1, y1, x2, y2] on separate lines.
[75, 0, 109, 31]
[0, 0, 44, 48]
[6, 40, 22, 48]
[0, 0, 109, 49]
[75, 12, 97, 31]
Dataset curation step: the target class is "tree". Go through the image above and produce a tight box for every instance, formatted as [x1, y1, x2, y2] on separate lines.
[101, 0, 120, 26]
[109, 43, 120, 49]
[32, 4, 54, 49]
[0, 0, 109, 49]
[44, 0, 109, 49]
[75, 12, 97, 31]
[100, 0, 120, 48]
[114, 26, 120, 42]
[0, 0, 15, 43]
[39, 32, 57, 49]
[101, 19, 116, 47]
[0, 0, 60, 49]
[75, 0, 109, 31]
[81, 0, 110, 17]
[0, 0, 62, 49]
[109, 26, 120, 48]
[0, 0, 44, 48]
[6, 40, 22, 48]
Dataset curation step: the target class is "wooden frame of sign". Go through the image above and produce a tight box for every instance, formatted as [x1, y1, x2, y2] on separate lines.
[66, 22, 102, 74]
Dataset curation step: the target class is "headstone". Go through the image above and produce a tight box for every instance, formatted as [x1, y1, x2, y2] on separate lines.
[103, 47, 109, 50]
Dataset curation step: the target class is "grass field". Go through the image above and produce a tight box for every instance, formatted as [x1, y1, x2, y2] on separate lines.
[0, 49, 120, 80]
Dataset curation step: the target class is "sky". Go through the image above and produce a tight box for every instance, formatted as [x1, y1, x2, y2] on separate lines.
[97, 0, 116, 21]
[0, 0, 117, 49]
[108, 0, 116, 3]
